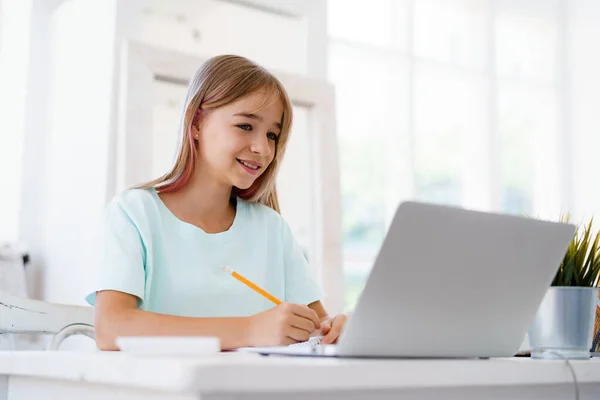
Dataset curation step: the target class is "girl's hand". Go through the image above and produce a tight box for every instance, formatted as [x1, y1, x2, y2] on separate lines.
[320, 313, 348, 344]
[246, 303, 321, 347]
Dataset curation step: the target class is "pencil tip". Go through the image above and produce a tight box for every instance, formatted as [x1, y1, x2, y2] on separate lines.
[221, 265, 232, 274]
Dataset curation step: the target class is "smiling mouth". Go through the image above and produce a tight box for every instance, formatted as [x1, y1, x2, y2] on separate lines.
[237, 159, 261, 171]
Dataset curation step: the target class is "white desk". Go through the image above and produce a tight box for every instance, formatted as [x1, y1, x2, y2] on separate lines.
[1, 351, 600, 400]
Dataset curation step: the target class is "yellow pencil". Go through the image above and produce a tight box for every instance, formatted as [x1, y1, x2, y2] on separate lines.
[221, 265, 282, 305]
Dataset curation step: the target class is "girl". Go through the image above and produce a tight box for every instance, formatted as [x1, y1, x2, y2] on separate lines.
[86, 54, 347, 351]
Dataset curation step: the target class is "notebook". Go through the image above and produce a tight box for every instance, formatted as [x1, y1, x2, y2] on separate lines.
[236, 336, 338, 356]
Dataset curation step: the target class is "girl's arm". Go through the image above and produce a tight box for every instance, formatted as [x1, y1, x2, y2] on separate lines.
[94, 290, 251, 350]
[95, 290, 322, 350]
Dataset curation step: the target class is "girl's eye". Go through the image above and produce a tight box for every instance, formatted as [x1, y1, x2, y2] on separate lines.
[266, 132, 278, 141]
[237, 124, 252, 131]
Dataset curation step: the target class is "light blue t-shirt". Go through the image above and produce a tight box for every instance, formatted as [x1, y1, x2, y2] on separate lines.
[85, 188, 323, 317]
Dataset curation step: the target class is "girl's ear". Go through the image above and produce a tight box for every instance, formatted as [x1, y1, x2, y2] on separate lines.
[191, 109, 203, 140]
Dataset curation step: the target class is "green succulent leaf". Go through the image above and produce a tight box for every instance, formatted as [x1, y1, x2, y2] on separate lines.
[551, 215, 600, 287]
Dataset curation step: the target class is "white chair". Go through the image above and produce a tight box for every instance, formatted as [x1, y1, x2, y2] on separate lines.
[0, 243, 95, 350]
[0, 290, 95, 350]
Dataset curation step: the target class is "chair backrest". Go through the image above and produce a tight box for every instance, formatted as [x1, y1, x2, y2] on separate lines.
[1, 243, 96, 350]
[0, 290, 95, 350]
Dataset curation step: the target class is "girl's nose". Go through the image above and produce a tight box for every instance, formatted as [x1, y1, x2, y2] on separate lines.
[250, 133, 272, 157]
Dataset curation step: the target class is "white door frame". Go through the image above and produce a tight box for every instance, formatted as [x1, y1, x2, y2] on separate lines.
[113, 41, 344, 314]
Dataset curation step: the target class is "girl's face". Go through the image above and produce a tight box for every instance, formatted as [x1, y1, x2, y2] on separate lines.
[194, 91, 283, 190]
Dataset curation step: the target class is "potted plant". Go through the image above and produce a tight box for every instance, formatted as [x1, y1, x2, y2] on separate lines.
[528, 215, 600, 359]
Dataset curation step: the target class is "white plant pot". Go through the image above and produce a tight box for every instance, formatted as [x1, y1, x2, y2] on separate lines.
[528, 287, 598, 359]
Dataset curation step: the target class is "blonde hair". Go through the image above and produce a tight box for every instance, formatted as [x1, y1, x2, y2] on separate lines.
[137, 55, 293, 213]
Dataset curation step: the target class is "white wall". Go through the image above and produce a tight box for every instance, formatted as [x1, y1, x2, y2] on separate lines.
[15, 0, 143, 304]
[0, 0, 32, 243]
[41, 0, 120, 304]
[16, 0, 62, 299]
[138, 0, 309, 76]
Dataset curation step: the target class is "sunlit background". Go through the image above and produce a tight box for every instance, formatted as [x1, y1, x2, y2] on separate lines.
[1, 0, 599, 315]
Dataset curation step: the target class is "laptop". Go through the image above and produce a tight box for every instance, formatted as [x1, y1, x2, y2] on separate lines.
[239, 201, 575, 358]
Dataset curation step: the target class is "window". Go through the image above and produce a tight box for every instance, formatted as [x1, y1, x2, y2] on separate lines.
[495, 0, 560, 84]
[329, 40, 410, 310]
[413, 64, 487, 207]
[414, 0, 486, 68]
[328, 0, 397, 48]
[498, 84, 560, 217]
[328, 0, 565, 311]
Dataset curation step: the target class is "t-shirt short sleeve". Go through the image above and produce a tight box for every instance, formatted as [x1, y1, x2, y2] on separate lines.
[85, 198, 146, 307]
[281, 219, 324, 305]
